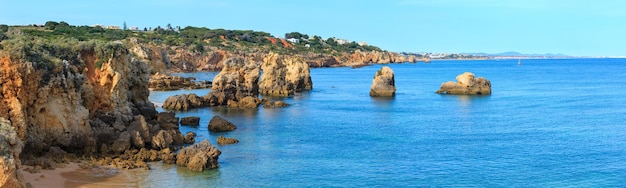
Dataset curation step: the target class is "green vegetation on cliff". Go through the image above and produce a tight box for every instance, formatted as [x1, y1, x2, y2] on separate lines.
[1, 21, 385, 56]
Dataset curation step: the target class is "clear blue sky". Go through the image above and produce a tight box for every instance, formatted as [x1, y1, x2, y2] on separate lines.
[2, 0, 625, 56]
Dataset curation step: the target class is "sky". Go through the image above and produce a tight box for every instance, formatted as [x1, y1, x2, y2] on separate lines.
[1, 0, 625, 56]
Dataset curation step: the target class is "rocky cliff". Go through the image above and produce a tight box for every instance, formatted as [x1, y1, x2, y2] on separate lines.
[0, 40, 212, 187]
[370, 66, 396, 97]
[436, 72, 491, 95]
[259, 52, 312, 96]
[127, 38, 425, 73]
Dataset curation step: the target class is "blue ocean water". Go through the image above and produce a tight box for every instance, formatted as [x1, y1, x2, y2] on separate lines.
[145, 59, 626, 187]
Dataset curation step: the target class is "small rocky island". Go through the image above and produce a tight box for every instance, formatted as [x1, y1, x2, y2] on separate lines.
[369, 66, 396, 97]
[436, 72, 491, 95]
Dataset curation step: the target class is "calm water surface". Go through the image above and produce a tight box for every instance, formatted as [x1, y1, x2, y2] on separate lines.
[145, 59, 626, 187]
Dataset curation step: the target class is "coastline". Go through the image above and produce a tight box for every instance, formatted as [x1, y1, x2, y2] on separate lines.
[22, 162, 142, 188]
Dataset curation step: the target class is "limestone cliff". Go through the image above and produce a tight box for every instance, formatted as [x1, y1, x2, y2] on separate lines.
[436, 72, 491, 95]
[0, 40, 196, 182]
[259, 52, 312, 96]
[370, 66, 396, 97]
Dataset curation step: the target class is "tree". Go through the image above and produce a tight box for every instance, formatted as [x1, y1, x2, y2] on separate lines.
[44, 21, 59, 30]
[123, 21, 127, 30]
[0, 24, 8, 33]
[166, 23, 172, 31]
[144, 27, 148, 31]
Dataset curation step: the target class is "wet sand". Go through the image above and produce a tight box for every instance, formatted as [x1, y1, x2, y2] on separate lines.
[22, 162, 149, 188]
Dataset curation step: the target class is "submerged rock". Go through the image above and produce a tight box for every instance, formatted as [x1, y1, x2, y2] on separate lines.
[369, 66, 396, 97]
[208, 116, 237, 132]
[176, 140, 221, 172]
[436, 72, 491, 95]
[217, 136, 239, 145]
[262, 100, 290, 108]
[180, 116, 200, 126]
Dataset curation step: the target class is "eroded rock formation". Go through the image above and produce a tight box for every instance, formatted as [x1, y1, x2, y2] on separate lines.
[436, 72, 491, 95]
[259, 52, 312, 96]
[176, 140, 221, 172]
[370, 66, 396, 97]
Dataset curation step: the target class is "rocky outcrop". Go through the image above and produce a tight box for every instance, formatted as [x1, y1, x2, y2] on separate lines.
[208, 116, 237, 132]
[149, 73, 211, 91]
[0, 40, 204, 178]
[216, 136, 239, 145]
[205, 57, 260, 106]
[370, 66, 396, 97]
[0, 118, 26, 188]
[162, 94, 208, 111]
[180, 116, 200, 126]
[259, 52, 312, 96]
[436, 72, 491, 95]
[176, 140, 221, 172]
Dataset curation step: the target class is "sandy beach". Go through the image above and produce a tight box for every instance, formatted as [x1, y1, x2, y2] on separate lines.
[22, 162, 147, 188]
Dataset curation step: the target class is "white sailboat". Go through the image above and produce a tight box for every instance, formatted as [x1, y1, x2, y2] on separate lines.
[517, 58, 521, 66]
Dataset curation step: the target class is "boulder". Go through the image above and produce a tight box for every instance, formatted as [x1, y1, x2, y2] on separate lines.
[176, 140, 221, 172]
[111, 131, 132, 154]
[217, 136, 239, 145]
[162, 94, 208, 111]
[156, 112, 179, 130]
[180, 116, 200, 126]
[151, 130, 173, 150]
[184, 132, 196, 144]
[208, 116, 237, 132]
[436, 72, 491, 95]
[370, 66, 396, 97]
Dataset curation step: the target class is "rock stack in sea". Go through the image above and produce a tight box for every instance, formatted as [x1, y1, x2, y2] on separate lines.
[436, 72, 491, 95]
[205, 57, 261, 106]
[162, 57, 262, 110]
[259, 52, 313, 96]
[162, 53, 312, 110]
[369, 66, 396, 97]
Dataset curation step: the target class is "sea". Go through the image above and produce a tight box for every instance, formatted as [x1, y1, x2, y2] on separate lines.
[141, 58, 626, 187]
